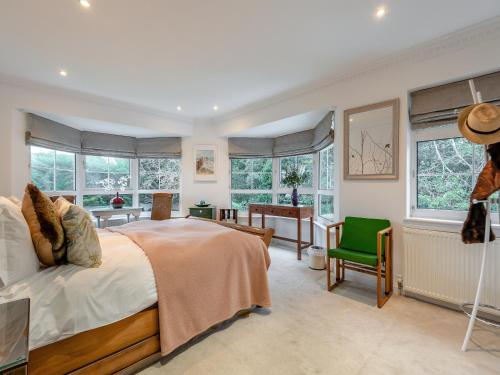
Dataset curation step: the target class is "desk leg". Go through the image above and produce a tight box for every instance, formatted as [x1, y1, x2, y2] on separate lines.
[297, 217, 302, 260]
[262, 213, 265, 229]
[310, 216, 314, 246]
[127, 213, 131, 223]
[103, 218, 109, 228]
[249, 212, 252, 227]
[96, 217, 101, 229]
[134, 214, 140, 222]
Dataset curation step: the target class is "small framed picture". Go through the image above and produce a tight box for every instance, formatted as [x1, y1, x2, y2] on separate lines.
[194, 145, 217, 181]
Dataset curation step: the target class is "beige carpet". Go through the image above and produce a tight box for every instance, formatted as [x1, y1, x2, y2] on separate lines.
[140, 244, 500, 375]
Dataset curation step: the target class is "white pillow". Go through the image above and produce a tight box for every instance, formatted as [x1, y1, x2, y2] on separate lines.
[0, 197, 40, 287]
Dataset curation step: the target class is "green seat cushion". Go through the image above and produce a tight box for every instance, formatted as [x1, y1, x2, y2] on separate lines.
[340, 216, 391, 255]
[328, 248, 379, 267]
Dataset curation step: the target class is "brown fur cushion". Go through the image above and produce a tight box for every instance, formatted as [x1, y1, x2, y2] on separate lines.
[21, 183, 66, 266]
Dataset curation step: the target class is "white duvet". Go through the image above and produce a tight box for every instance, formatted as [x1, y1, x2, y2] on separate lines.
[0, 230, 157, 350]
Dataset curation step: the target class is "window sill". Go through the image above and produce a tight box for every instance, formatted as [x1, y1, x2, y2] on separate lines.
[404, 216, 500, 235]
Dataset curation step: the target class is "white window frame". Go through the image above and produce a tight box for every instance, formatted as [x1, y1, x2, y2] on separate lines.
[410, 124, 498, 224]
[29, 146, 76, 196]
[229, 158, 274, 211]
[317, 144, 335, 221]
[137, 158, 182, 213]
[276, 154, 316, 206]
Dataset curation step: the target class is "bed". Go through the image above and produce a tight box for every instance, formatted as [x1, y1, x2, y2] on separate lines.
[0, 218, 273, 375]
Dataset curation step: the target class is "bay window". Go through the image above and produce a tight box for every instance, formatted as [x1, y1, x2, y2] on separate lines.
[318, 145, 334, 220]
[231, 158, 273, 210]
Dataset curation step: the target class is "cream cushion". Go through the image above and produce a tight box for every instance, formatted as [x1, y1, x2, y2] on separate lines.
[55, 197, 102, 268]
[0, 197, 40, 287]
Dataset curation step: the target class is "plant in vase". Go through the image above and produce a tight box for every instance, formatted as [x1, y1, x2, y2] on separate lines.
[281, 164, 310, 206]
[98, 176, 130, 209]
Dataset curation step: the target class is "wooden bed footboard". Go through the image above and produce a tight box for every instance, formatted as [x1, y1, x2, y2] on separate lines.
[188, 217, 275, 248]
[28, 306, 160, 375]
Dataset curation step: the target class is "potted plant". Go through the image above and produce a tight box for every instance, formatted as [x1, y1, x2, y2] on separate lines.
[281, 164, 310, 206]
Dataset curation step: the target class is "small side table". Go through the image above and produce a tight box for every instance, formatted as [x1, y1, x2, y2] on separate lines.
[189, 206, 216, 220]
[90, 207, 143, 229]
[0, 299, 30, 375]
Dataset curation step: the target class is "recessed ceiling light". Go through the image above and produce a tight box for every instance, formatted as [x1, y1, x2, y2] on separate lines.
[349, 117, 353, 123]
[375, 6, 386, 18]
[176, 105, 182, 111]
[80, 0, 91, 8]
[59, 70, 68, 77]
[213, 105, 219, 111]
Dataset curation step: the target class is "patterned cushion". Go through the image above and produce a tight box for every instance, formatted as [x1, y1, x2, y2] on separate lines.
[21, 183, 66, 266]
[55, 197, 102, 268]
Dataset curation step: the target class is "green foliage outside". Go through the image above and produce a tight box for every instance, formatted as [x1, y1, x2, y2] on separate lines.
[319, 194, 334, 219]
[139, 158, 180, 190]
[231, 158, 272, 190]
[139, 193, 180, 211]
[278, 193, 314, 206]
[417, 137, 498, 212]
[231, 193, 272, 211]
[85, 156, 131, 189]
[319, 145, 334, 190]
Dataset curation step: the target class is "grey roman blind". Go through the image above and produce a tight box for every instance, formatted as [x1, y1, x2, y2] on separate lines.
[409, 70, 500, 130]
[136, 137, 182, 158]
[228, 111, 334, 158]
[81, 131, 136, 158]
[25, 113, 182, 158]
[25, 114, 81, 153]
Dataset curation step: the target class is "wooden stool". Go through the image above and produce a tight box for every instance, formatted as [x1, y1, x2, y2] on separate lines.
[219, 208, 238, 224]
[151, 193, 173, 220]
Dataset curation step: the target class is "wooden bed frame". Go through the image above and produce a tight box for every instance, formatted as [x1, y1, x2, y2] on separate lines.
[28, 220, 274, 375]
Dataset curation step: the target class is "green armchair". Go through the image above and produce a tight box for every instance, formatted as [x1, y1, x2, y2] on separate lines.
[326, 216, 393, 308]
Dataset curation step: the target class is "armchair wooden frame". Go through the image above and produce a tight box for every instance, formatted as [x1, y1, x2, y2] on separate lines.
[326, 221, 393, 308]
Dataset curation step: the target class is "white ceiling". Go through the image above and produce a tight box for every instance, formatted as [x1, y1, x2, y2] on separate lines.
[1, 0, 500, 121]
[235, 109, 329, 137]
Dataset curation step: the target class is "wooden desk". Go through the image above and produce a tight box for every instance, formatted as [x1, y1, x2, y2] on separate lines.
[248, 204, 314, 260]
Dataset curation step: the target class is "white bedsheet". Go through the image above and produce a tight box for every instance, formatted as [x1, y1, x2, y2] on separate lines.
[0, 230, 157, 350]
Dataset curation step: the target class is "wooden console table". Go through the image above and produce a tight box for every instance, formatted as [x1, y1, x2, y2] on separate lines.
[248, 204, 314, 260]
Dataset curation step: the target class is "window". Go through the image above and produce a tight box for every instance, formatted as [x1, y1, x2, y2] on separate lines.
[30, 146, 75, 191]
[231, 158, 273, 210]
[139, 158, 180, 190]
[318, 145, 334, 220]
[279, 155, 313, 188]
[138, 158, 181, 212]
[83, 194, 133, 209]
[277, 193, 314, 206]
[84, 156, 131, 189]
[412, 125, 498, 221]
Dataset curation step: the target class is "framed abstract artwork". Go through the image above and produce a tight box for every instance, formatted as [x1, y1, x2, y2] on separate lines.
[194, 145, 217, 181]
[344, 98, 399, 180]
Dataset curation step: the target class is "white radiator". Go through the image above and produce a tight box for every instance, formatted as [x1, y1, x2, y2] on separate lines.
[403, 227, 500, 307]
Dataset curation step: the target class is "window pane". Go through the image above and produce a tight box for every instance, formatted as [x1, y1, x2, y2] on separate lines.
[231, 172, 251, 189]
[231, 193, 272, 211]
[416, 137, 496, 212]
[319, 194, 334, 220]
[85, 172, 109, 189]
[280, 155, 313, 188]
[277, 193, 314, 206]
[31, 167, 54, 191]
[85, 156, 108, 172]
[159, 159, 181, 190]
[55, 151, 75, 170]
[83, 194, 132, 209]
[55, 170, 75, 191]
[139, 193, 180, 212]
[108, 157, 130, 173]
[31, 146, 54, 169]
[109, 172, 131, 189]
[231, 158, 273, 190]
[319, 145, 334, 190]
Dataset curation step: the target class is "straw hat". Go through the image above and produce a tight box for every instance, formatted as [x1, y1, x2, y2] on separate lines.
[458, 103, 500, 144]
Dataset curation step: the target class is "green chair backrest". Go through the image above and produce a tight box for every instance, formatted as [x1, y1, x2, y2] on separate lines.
[339, 216, 391, 255]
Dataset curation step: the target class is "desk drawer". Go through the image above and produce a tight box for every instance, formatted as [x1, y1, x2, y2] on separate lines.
[189, 207, 215, 219]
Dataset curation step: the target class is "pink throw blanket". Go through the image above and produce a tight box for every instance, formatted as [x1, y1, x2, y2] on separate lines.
[108, 218, 271, 355]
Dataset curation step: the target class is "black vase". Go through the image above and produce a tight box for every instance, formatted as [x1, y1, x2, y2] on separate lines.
[291, 188, 299, 206]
